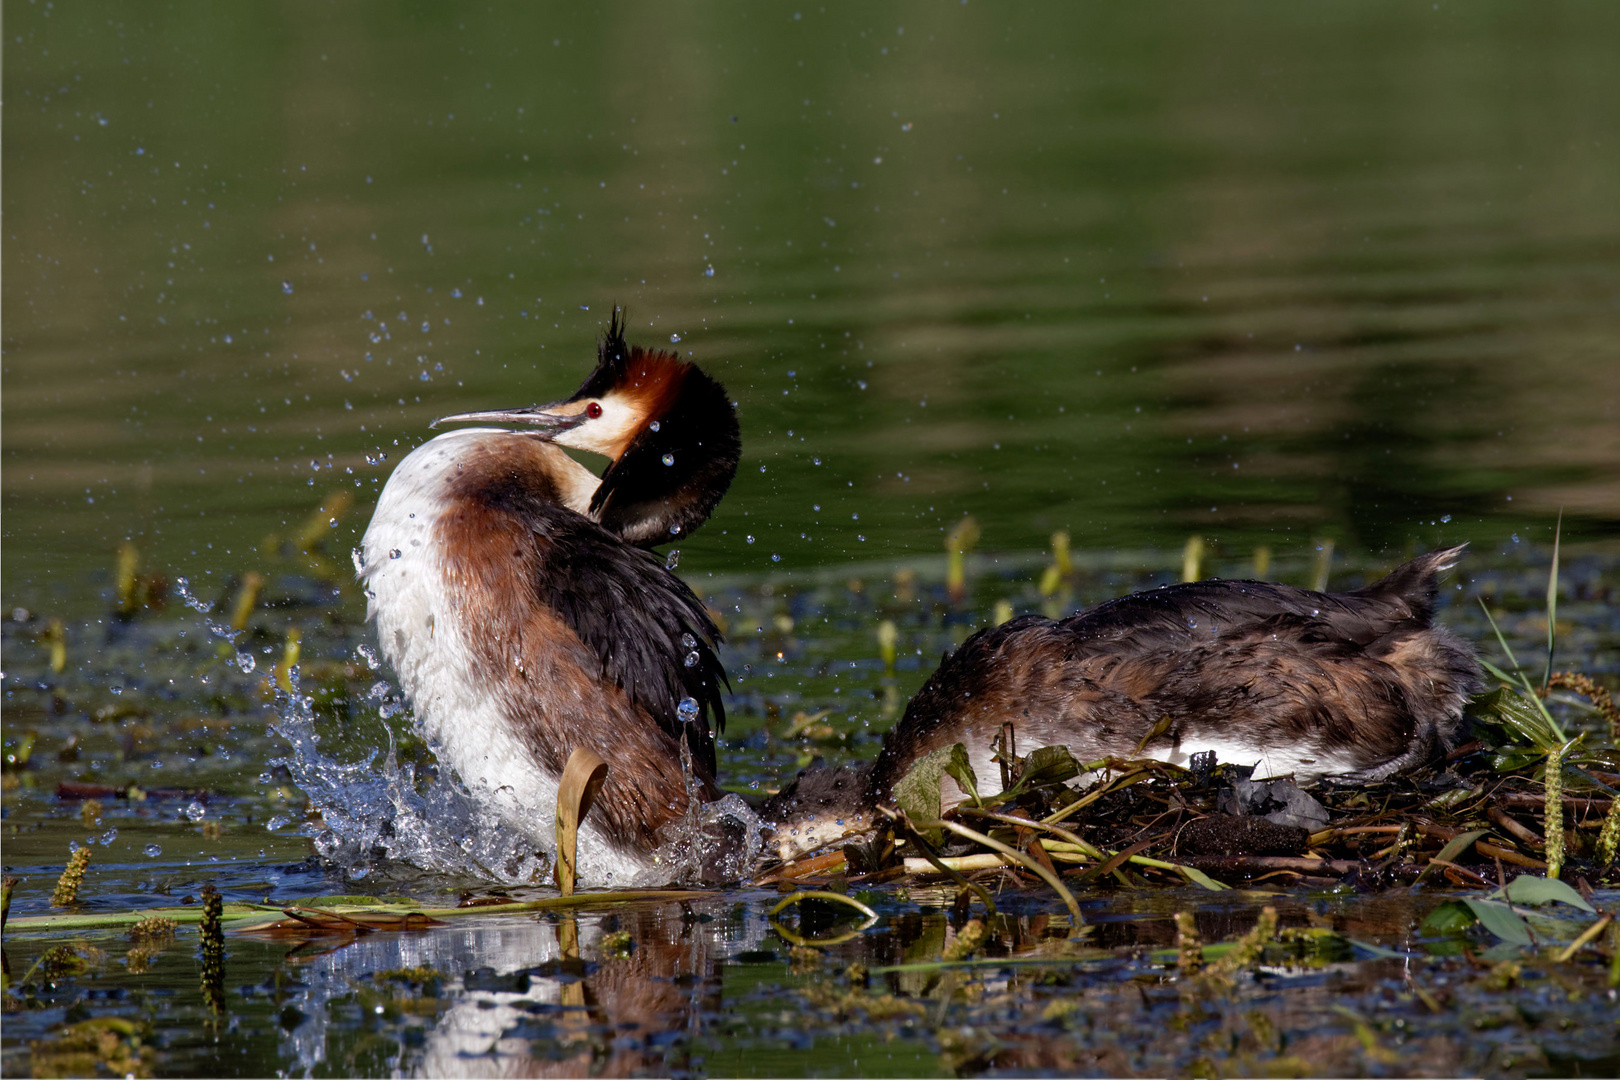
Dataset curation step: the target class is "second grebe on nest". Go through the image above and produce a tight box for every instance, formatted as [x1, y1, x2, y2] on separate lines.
[763, 546, 1483, 860]
[360, 313, 742, 884]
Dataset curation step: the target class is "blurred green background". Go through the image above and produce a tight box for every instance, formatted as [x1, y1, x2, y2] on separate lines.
[6, 1, 1618, 616]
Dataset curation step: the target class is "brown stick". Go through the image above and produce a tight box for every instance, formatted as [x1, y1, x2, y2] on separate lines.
[1475, 841, 1546, 870]
[1488, 807, 1544, 849]
[1495, 794, 1612, 813]
[1181, 855, 1359, 876]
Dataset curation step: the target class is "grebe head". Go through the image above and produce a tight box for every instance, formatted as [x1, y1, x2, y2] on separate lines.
[435, 309, 741, 548]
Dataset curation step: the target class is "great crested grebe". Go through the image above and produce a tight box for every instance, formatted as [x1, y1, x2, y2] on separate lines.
[763, 545, 1483, 860]
[359, 312, 741, 884]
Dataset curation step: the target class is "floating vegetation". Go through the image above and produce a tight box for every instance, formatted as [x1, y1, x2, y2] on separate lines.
[3, 512, 1616, 1076]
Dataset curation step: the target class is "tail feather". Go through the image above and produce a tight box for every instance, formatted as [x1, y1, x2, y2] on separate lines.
[1355, 543, 1468, 620]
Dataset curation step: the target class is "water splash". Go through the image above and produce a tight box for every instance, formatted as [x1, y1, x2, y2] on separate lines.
[270, 672, 552, 886]
[273, 667, 764, 886]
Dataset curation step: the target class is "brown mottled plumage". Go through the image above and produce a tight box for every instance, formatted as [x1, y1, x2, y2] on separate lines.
[362, 313, 741, 882]
[763, 546, 1482, 861]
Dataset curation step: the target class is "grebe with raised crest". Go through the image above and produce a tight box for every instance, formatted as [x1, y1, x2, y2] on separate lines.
[359, 312, 742, 884]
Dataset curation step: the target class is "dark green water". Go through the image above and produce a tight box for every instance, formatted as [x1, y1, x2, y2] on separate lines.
[5, 1, 1619, 617]
[5, 3, 1620, 1076]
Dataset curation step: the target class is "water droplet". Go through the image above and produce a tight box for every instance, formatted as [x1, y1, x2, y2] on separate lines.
[746, 535, 756, 544]
[185, 800, 207, 822]
[266, 814, 291, 832]
[704, 265, 715, 277]
[420, 321, 431, 333]
[681, 633, 698, 650]
[771, 553, 782, 563]
[143, 844, 163, 858]
[357, 644, 380, 670]
[99, 827, 118, 845]
[389, 549, 402, 560]
[649, 420, 661, 432]
[234, 651, 256, 674]
[662, 452, 675, 466]
[668, 523, 682, 536]
[665, 549, 681, 570]
[281, 280, 294, 294]
[175, 577, 213, 613]
[684, 650, 701, 668]
[677, 697, 700, 724]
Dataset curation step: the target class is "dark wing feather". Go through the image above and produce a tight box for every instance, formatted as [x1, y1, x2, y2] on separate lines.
[529, 510, 727, 776]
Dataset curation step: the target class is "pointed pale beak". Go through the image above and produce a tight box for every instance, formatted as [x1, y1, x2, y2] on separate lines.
[431, 403, 585, 433]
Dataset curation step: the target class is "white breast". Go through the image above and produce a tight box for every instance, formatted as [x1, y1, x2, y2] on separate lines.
[358, 429, 658, 886]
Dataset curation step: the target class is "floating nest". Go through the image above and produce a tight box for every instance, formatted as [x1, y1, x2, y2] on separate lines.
[760, 674, 1620, 899]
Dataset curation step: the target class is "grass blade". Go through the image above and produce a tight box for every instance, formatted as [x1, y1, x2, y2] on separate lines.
[1544, 511, 1562, 693]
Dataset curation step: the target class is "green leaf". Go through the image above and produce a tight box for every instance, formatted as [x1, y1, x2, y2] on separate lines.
[1422, 900, 1477, 937]
[943, 744, 980, 806]
[1462, 898, 1534, 945]
[1019, 745, 1082, 788]
[1173, 863, 1229, 892]
[1502, 875, 1596, 912]
[893, 744, 959, 843]
[1347, 938, 1424, 960]
[1417, 829, 1489, 882]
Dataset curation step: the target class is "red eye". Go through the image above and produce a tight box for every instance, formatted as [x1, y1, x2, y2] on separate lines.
[585, 402, 603, 419]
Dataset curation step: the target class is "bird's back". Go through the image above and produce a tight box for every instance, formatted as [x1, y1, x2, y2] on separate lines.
[873, 545, 1480, 794]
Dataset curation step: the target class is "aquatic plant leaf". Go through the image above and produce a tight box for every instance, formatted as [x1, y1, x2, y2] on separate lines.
[943, 744, 980, 806]
[1501, 875, 1595, 912]
[1416, 829, 1488, 883]
[894, 744, 967, 837]
[1173, 863, 1229, 892]
[1421, 901, 1477, 938]
[1018, 745, 1082, 789]
[1347, 938, 1424, 960]
[1471, 684, 1562, 754]
[1462, 898, 1534, 945]
[555, 746, 609, 896]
